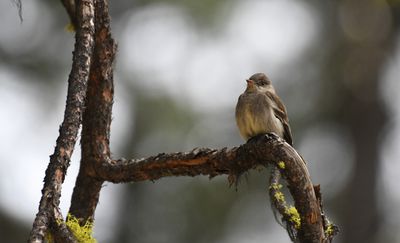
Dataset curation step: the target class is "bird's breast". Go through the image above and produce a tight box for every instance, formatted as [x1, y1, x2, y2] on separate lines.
[236, 94, 284, 140]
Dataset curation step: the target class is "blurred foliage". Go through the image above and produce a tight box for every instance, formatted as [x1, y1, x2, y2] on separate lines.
[132, 0, 234, 29]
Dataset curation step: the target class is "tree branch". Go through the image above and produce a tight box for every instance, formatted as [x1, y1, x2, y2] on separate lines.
[269, 167, 295, 236]
[11, 0, 23, 22]
[28, 0, 95, 242]
[69, 0, 117, 224]
[95, 133, 327, 242]
[51, 208, 78, 243]
[61, 0, 76, 26]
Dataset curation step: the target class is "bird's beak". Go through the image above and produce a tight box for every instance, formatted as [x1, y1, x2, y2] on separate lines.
[246, 79, 254, 87]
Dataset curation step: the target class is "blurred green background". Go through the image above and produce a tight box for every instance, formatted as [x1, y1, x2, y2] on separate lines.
[1, 0, 400, 242]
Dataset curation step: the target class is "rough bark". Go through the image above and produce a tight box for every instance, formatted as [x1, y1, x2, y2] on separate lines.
[28, 0, 95, 242]
[93, 134, 328, 243]
[68, 0, 117, 223]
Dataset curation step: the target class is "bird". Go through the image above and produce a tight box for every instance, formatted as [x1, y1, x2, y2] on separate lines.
[235, 73, 293, 145]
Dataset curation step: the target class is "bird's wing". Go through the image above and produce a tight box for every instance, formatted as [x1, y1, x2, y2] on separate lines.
[265, 91, 293, 145]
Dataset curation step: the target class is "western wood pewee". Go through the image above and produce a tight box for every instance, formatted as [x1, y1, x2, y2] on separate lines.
[235, 73, 293, 145]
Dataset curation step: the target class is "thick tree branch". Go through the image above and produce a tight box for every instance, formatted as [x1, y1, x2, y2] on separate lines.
[28, 0, 95, 242]
[69, 0, 117, 224]
[95, 134, 327, 243]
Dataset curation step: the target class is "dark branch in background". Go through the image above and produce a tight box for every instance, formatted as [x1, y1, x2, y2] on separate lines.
[11, 0, 23, 22]
[61, 0, 77, 28]
[28, 0, 95, 242]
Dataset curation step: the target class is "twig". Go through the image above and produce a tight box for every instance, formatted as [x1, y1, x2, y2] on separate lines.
[61, 0, 76, 27]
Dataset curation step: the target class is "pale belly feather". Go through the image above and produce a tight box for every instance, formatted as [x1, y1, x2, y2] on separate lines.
[236, 95, 284, 140]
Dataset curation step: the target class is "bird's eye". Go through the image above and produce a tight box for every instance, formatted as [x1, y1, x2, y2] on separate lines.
[259, 81, 268, 86]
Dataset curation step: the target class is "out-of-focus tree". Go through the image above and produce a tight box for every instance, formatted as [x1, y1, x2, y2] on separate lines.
[309, 1, 400, 242]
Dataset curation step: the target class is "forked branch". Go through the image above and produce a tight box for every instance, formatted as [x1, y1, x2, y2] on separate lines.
[28, 0, 337, 242]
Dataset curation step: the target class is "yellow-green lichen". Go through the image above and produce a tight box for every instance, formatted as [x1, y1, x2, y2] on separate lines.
[269, 183, 283, 191]
[66, 214, 96, 243]
[45, 231, 53, 243]
[65, 23, 75, 32]
[325, 222, 335, 236]
[274, 191, 285, 202]
[277, 161, 286, 169]
[56, 217, 63, 226]
[285, 206, 301, 229]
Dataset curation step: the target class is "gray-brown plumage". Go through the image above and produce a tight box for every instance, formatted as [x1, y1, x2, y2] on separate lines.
[235, 73, 293, 145]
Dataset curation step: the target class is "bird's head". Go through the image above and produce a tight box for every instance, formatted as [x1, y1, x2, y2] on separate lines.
[245, 73, 275, 93]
